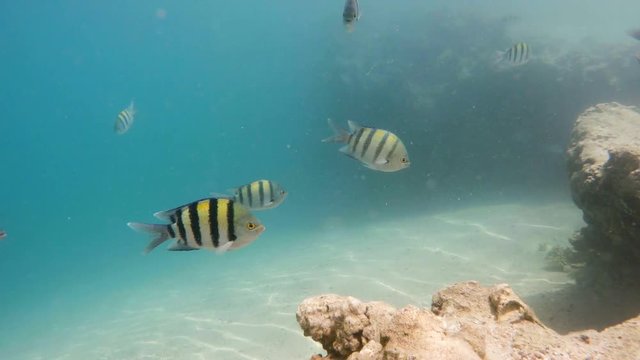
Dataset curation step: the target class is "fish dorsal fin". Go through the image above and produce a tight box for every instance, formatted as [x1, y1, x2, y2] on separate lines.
[153, 198, 208, 221]
[153, 207, 181, 221]
[347, 120, 362, 132]
[210, 192, 234, 199]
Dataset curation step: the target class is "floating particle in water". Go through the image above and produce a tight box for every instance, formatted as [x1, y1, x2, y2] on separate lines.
[155, 8, 167, 20]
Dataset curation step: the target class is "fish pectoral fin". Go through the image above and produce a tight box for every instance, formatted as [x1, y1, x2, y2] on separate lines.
[215, 242, 234, 255]
[374, 158, 389, 165]
[168, 242, 198, 251]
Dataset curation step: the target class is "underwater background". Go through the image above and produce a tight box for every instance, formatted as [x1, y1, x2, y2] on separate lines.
[1, 1, 640, 359]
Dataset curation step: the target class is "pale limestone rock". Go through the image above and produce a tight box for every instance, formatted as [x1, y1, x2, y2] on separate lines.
[297, 282, 640, 360]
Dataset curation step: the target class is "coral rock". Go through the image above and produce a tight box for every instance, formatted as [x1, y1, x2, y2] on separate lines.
[567, 102, 640, 282]
[297, 282, 640, 359]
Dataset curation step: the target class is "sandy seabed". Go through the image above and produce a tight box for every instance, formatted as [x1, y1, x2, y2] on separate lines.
[9, 202, 583, 360]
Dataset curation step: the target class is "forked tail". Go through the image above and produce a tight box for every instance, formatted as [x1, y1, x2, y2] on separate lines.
[322, 118, 350, 143]
[127, 222, 171, 254]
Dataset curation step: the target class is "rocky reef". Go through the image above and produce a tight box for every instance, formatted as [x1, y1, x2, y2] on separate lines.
[566, 102, 640, 286]
[296, 282, 640, 360]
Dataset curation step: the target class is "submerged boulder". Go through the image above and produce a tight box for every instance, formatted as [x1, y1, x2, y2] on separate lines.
[567, 102, 640, 284]
[297, 282, 640, 360]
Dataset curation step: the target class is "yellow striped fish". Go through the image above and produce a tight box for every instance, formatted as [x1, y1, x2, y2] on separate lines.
[128, 198, 265, 254]
[231, 180, 287, 211]
[323, 119, 410, 172]
[497, 42, 531, 66]
[114, 101, 136, 135]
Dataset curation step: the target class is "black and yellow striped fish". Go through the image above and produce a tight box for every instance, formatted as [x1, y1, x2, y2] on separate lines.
[231, 180, 287, 211]
[128, 198, 265, 254]
[499, 42, 531, 66]
[114, 101, 136, 135]
[323, 119, 410, 172]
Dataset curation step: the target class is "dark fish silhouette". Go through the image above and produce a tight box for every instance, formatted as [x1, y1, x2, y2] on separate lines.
[343, 0, 360, 31]
[627, 28, 640, 41]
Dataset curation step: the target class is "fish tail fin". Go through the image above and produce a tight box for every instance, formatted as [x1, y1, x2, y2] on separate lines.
[127, 222, 171, 254]
[322, 118, 350, 143]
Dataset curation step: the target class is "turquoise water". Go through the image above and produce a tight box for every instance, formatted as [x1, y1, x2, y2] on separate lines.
[1, 1, 640, 359]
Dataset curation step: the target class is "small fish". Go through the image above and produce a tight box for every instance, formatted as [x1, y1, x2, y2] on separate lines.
[128, 198, 265, 254]
[343, 0, 360, 30]
[114, 101, 136, 135]
[231, 180, 287, 211]
[323, 119, 410, 172]
[496, 42, 531, 66]
[627, 28, 640, 41]
[0, 230, 6, 240]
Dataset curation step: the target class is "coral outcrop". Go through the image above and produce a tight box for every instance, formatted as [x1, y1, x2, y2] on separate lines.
[297, 282, 640, 360]
[566, 102, 640, 284]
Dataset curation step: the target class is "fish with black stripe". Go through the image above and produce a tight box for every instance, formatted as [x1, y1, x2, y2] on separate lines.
[231, 179, 287, 211]
[128, 197, 265, 254]
[323, 119, 410, 172]
[496, 42, 531, 66]
[114, 100, 136, 135]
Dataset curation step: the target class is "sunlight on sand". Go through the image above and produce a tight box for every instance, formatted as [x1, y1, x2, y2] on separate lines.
[13, 202, 583, 360]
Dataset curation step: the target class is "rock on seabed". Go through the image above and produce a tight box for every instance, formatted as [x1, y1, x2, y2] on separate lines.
[296, 282, 640, 360]
[567, 102, 640, 283]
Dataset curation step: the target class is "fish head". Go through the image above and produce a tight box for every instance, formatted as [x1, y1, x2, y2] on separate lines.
[386, 141, 411, 172]
[343, 1, 358, 27]
[234, 207, 266, 244]
[272, 182, 288, 203]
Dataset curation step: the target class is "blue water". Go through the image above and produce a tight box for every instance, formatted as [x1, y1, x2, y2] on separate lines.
[1, 1, 640, 358]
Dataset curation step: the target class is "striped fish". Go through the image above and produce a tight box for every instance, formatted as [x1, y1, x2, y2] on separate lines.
[114, 101, 136, 135]
[323, 119, 410, 172]
[343, 0, 360, 28]
[231, 180, 287, 211]
[128, 198, 265, 254]
[498, 42, 531, 66]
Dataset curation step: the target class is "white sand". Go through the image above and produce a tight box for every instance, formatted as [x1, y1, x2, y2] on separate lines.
[8, 202, 583, 360]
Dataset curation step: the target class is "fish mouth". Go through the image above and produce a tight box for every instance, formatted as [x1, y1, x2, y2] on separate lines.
[256, 225, 266, 234]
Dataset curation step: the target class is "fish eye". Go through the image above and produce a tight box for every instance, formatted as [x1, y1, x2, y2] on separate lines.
[246, 222, 257, 231]
[401, 157, 408, 163]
